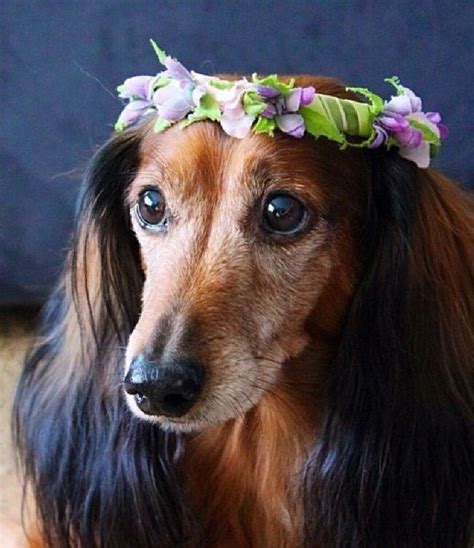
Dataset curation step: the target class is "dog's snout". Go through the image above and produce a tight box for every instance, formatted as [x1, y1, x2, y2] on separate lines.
[124, 355, 204, 418]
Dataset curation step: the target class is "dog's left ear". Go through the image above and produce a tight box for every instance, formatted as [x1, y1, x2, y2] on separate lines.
[304, 151, 474, 548]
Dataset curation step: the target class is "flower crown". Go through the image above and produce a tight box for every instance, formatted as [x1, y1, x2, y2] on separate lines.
[115, 40, 447, 169]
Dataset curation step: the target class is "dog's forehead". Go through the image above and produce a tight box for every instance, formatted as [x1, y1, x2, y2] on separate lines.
[140, 121, 276, 177]
[135, 120, 329, 203]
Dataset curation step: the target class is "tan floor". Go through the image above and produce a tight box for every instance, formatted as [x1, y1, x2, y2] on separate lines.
[0, 309, 37, 544]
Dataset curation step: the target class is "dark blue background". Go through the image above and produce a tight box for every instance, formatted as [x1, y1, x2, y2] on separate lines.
[1, 1, 473, 305]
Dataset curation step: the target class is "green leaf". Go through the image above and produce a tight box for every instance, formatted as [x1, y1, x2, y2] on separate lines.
[253, 116, 276, 136]
[346, 86, 385, 114]
[150, 39, 168, 65]
[115, 119, 126, 132]
[197, 93, 221, 120]
[384, 75, 405, 95]
[179, 116, 196, 129]
[252, 73, 295, 95]
[154, 117, 172, 133]
[180, 93, 221, 128]
[117, 84, 125, 94]
[243, 91, 265, 116]
[153, 76, 171, 90]
[430, 143, 440, 158]
[408, 118, 441, 146]
[299, 106, 345, 144]
[209, 78, 235, 90]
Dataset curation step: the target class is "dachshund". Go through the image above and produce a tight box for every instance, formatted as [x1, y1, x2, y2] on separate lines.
[12, 76, 473, 547]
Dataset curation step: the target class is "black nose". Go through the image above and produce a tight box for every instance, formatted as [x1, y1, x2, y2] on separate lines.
[123, 356, 204, 417]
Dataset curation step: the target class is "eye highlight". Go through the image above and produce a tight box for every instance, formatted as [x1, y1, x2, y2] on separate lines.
[261, 193, 309, 235]
[136, 189, 167, 229]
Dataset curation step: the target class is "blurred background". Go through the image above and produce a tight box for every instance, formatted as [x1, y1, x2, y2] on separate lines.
[0, 0, 473, 539]
[1, 0, 473, 307]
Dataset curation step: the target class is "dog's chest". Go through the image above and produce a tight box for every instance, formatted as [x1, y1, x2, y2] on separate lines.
[182, 403, 315, 547]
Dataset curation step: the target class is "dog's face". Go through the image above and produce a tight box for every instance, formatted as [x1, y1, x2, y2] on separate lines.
[123, 118, 368, 432]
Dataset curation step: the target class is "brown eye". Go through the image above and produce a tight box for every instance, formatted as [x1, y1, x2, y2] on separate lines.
[262, 193, 308, 234]
[136, 189, 166, 228]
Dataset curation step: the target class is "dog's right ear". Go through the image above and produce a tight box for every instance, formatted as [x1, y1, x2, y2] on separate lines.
[13, 127, 198, 547]
[304, 150, 474, 548]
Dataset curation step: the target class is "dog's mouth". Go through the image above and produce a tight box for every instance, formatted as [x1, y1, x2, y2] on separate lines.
[124, 391, 229, 433]
[123, 375, 271, 433]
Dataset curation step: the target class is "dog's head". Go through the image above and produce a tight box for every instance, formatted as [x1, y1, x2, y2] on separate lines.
[62, 75, 472, 440]
[121, 77, 368, 432]
[16, 74, 473, 548]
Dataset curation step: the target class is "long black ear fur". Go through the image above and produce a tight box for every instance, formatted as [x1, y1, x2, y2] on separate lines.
[303, 151, 473, 548]
[13, 129, 199, 547]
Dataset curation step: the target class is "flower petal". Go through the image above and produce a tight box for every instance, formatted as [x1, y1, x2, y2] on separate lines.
[276, 114, 305, 138]
[369, 125, 388, 148]
[385, 94, 412, 116]
[300, 86, 316, 106]
[399, 140, 430, 168]
[261, 104, 277, 118]
[408, 112, 440, 137]
[285, 88, 302, 112]
[119, 76, 156, 100]
[163, 56, 193, 82]
[153, 81, 195, 121]
[158, 99, 193, 122]
[395, 127, 422, 147]
[192, 85, 206, 107]
[220, 114, 255, 138]
[404, 87, 422, 112]
[438, 123, 449, 140]
[116, 100, 151, 127]
[378, 112, 409, 131]
[425, 111, 441, 124]
[256, 85, 280, 98]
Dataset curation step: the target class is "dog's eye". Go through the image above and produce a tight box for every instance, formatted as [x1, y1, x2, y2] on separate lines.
[136, 189, 166, 228]
[261, 193, 308, 235]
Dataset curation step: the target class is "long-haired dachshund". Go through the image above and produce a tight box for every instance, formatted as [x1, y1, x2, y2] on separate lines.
[13, 76, 473, 547]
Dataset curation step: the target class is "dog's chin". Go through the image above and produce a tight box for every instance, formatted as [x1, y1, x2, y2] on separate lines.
[124, 392, 259, 434]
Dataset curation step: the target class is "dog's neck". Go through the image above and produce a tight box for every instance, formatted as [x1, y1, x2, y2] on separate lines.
[182, 345, 332, 547]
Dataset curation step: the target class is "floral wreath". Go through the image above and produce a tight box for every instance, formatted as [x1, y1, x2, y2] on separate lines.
[115, 40, 447, 169]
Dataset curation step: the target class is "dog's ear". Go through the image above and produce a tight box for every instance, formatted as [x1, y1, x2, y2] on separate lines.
[304, 151, 474, 547]
[13, 129, 197, 547]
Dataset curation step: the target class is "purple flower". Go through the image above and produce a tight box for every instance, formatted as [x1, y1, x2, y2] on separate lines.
[256, 85, 280, 99]
[276, 114, 305, 138]
[301, 86, 316, 106]
[404, 87, 422, 112]
[398, 140, 431, 169]
[119, 75, 156, 101]
[371, 84, 447, 168]
[162, 56, 193, 83]
[116, 75, 158, 130]
[116, 100, 153, 129]
[210, 80, 258, 138]
[220, 114, 255, 138]
[153, 81, 195, 122]
[257, 85, 315, 137]
[370, 125, 389, 149]
[377, 112, 410, 132]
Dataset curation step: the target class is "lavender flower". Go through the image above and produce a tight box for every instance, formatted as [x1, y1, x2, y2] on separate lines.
[257, 85, 315, 138]
[371, 84, 447, 168]
[153, 80, 195, 122]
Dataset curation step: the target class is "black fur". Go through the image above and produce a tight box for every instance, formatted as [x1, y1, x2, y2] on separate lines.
[303, 151, 473, 547]
[13, 129, 198, 547]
